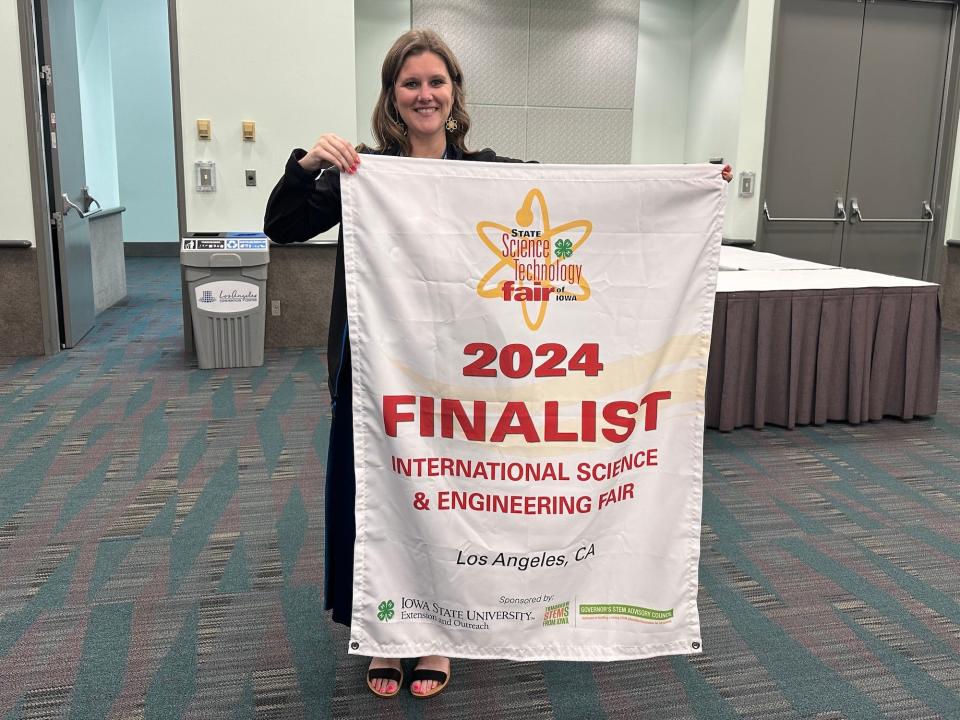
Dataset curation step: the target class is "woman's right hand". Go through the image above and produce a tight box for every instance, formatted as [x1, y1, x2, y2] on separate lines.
[298, 133, 361, 174]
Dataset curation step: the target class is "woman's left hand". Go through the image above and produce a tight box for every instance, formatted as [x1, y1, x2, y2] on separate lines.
[722, 164, 733, 183]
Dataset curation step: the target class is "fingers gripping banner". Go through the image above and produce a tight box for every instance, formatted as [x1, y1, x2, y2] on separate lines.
[341, 155, 724, 661]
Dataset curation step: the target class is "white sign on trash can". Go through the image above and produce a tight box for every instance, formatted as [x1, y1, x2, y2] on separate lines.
[194, 280, 260, 313]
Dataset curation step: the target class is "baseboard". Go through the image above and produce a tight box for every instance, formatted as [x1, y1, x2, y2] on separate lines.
[124, 242, 179, 257]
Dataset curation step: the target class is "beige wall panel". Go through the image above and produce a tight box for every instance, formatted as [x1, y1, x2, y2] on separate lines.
[526, 107, 633, 164]
[466, 104, 527, 160]
[528, 0, 640, 109]
[413, 0, 529, 106]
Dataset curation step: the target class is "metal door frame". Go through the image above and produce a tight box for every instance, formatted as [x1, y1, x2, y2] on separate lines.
[757, 0, 960, 283]
[17, 0, 60, 356]
[167, 0, 187, 244]
[924, 0, 960, 281]
[167, 0, 194, 354]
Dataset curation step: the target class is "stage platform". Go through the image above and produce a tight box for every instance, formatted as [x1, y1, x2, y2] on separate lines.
[706, 247, 940, 431]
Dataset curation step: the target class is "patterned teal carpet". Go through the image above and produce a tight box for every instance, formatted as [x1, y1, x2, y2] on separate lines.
[0, 257, 958, 719]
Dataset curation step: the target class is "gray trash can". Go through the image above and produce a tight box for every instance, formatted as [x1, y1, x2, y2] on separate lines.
[181, 232, 270, 369]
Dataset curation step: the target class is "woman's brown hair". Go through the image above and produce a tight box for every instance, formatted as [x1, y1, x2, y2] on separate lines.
[370, 29, 471, 155]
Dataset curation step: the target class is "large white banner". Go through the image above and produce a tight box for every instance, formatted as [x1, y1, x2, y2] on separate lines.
[341, 155, 724, 661]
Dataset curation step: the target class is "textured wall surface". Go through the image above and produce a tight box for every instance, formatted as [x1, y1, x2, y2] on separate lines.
[0, 249, 45, 356]
[413, 0, 640, 163]
[943, 245, 960, 331]
[265, 244, 336, 348]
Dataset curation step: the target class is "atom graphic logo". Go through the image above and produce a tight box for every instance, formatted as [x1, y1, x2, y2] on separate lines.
[476, 188, 592, 331]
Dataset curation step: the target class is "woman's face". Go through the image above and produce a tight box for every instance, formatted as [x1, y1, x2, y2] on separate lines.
[393, 51, 454, 143]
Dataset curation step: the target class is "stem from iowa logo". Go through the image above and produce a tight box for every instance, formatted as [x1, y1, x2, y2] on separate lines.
[476, 188, 592, 331]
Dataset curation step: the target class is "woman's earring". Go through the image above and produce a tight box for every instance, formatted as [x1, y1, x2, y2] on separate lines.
[392, 108, 407, 135]
[445, 116, 459, 132]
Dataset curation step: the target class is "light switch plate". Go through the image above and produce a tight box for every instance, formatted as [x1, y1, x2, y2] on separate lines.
[245, 169, 257, 187]
[195, 161, 216, 192]
[739, 172, 755, 198]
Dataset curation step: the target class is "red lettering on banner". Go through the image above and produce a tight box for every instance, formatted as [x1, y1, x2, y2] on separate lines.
[490, 402, 540, 443]
[383, 395, 415, 437]
[640, 390, 672, 431]
[381, 393, 672, 444]
[543, 401, 578, 442]
[440, 398, 486, 440]
[601, 401, 638, 443]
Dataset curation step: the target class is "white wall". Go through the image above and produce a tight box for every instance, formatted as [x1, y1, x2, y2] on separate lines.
[355, 0, 410, 148]
[77, 0, 178, 242]
[685, 0, 748, 237]
[177, 0, 357, 235]
[946, 108, 960, 244]
[632, 0, 692, 164]
[110, 0, 179, 243]
[725, 0, 774, 242]
[75, 0, 119, 209]
[685, 0, 746, 165]
[0, 3, 37, 246]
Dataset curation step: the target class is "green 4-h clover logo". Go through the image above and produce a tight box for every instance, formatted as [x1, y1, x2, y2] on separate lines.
[554, 238, 574, 259]
[377, 600, 395, 622]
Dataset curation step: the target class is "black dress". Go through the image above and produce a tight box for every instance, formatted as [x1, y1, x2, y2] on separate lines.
[264, 144, 524, 625]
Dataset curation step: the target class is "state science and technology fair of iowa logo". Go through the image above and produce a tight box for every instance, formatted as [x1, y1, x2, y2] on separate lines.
[476, 188, 592, 331]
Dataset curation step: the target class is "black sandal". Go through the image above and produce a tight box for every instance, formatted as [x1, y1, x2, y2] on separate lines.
[366, 665, 404, 698]
[409, 667, 450, 698]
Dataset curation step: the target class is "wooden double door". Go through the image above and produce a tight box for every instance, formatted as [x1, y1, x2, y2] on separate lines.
[760, 0, 956, 280]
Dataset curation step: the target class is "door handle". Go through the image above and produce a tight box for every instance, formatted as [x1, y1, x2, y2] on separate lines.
[763, 198, 847, 223]
[80, 186, 101, 214]
[61, 190, 99, 219]
[849, 198, 934, 224]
